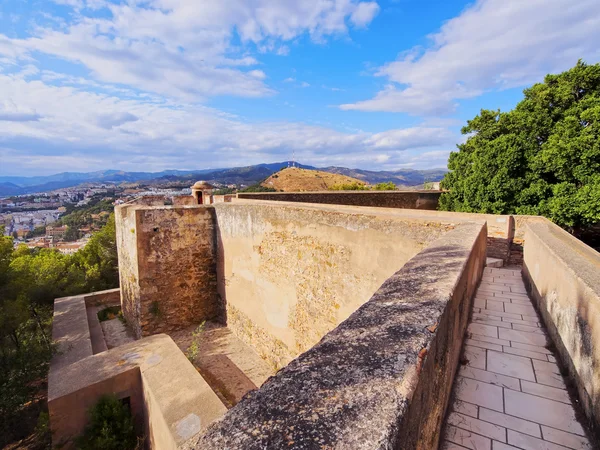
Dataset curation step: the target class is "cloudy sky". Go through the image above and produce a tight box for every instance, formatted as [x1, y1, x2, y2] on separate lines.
[0, 0, 599, 176]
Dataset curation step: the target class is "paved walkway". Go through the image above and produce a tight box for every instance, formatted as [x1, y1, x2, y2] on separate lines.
[441, 267, 592, 450]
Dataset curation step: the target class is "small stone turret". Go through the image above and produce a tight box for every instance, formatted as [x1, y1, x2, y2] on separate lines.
[191, 181, 214, 205]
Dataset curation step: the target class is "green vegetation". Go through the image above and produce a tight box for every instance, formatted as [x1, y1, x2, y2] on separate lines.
[212, 187, 236, 195]
[26, 225, 47, 239]
[440, 61, 600, 239]
[373, 182, 396, 191]
[240, 183, 276, 192]
[0, 215, 118, 447]
[329, 182, 368, 191]
[58, 196, 115, 241]
[185, 321, 206, 362]
[76, 395, 140, 450]
[149, 300, 162, 318]
[97, 306, 121, 322]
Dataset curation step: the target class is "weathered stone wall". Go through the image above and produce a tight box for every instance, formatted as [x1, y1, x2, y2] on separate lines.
[195, 222, 487, 449]
[173, 196, 196, 206]
[237, 190, 441, 210]
[116, 205, 221, 338]
[212, 202, 455, 370]
[48, 334, 227, 449]
[82, 288, 121, 307]
[523, 220, 600, 431]
[235, 197, 515, 262]
[116, 205, 143, 337]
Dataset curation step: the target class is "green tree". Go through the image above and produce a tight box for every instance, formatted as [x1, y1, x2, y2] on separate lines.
[73, 213, 118, 292]
[373, 182, 396, 191]
[76, 395, 138, 450]
[0, 215, 119, 445]
[440, 60, 600, 235]
[64, 225, 81, 242]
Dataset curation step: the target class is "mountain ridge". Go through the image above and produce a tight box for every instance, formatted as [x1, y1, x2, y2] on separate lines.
[0, 162, 446, 196]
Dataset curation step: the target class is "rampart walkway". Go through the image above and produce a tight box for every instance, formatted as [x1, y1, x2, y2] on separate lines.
[442, 267, 592, 449]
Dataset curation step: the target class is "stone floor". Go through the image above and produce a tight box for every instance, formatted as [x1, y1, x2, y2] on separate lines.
[441, 267, 593, 450]
[100, 317, 136, 349]
[170, 322, 274, 408]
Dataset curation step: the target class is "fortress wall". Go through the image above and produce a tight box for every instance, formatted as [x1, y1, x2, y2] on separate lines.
[116, 205, 221, 338]
[235, 198, 515, 261]
[237, 190, 441, 210]
[212, 202, 455, 370]
[196, 222, 487, 449]
[116, 204, 142, 337]
[523, 219, 600, 430]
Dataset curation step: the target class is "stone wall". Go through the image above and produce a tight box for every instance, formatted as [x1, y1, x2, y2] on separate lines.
[235, 197, 515, 262]
[195, 222, 487, 449]
[212, 202, 455, 369]
[236, 190, 441, 210]
[523, 220, 600, 431]
[49, 334, 227, 449]
[115, 205, 221, 338]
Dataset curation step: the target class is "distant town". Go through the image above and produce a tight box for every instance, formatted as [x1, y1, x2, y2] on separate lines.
[0, 183, 200, 253]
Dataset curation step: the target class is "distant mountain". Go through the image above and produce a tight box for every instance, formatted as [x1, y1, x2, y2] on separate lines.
[321, 167, 447, 186]
[0, 182, 23, 196]
[0, 162, 446, 196]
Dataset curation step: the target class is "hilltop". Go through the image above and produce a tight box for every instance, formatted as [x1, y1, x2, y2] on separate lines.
[261, 168, 366, 192]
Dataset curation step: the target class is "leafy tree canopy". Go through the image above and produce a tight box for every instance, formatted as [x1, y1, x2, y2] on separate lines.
[0, 215, 118, 444]
[440, 60, 600, 234]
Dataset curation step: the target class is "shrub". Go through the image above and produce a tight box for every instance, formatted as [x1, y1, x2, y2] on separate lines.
[329, 182, 367, 191]
[373, 182, 396, 191]
[97, 306, 121, 322]
[76, 395, 138, 450]
[186, 321, 206, 362]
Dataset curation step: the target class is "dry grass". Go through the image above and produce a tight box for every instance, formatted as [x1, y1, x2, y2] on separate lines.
[261, 168, 366, 192]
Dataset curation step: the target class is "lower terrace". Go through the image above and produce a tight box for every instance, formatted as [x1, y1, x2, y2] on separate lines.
[48, 192, 600, 449]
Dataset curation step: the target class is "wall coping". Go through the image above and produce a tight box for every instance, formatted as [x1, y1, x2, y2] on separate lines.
[195, 221, 487, 449]
[238, 190, 441, 195]
[525, 220, 600, 295]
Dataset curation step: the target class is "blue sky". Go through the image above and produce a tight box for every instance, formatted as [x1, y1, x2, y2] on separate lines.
[0, 0, 599, 176]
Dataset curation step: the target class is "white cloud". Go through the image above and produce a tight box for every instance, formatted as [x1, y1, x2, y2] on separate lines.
[0, 0, 380, 101]
[248, 69, 267, 80]
[300, 81, 310, 88]
[341, 0, 600, 115]
[350, 2, 380, 28]
[0, 75, 454, 174]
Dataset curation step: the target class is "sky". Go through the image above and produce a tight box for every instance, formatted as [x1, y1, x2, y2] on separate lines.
[0, 0, 599, 176]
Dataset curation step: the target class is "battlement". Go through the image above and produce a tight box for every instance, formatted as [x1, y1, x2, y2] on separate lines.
[48, 196, 600, 448]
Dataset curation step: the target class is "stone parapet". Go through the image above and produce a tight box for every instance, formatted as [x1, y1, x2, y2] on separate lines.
[195, 221, 487, 449]
[212, 201, 456, 370]
[523, 219, 600, 432]
[237, 190, 441, 210]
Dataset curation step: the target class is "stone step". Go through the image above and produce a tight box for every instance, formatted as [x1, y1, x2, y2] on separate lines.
[486, 257, 504, 268]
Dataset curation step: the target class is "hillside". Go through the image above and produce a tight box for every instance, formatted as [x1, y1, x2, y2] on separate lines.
[261, 167, 366, 192]
[321, 167, 447, 187]
[0, 162, 446, 196]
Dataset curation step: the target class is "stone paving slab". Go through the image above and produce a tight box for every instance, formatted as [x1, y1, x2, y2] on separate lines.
[441, 267, 593, 450]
